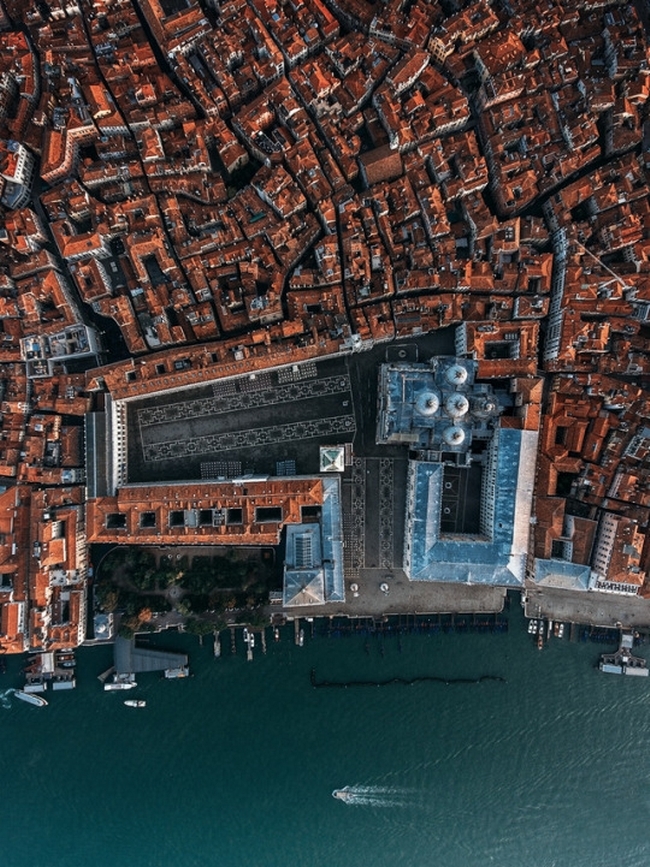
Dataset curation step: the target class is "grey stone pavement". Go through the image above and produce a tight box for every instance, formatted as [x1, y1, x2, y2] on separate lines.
[281, 568, 507, 620]
[524, 581, 650, 629]
[122, 335, 650, 635]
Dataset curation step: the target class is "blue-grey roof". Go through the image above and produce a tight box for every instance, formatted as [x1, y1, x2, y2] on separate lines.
[283, 476, 345, 606]
[322, 476, 345, 602]
[84, 412, 109, 499]
[404, 428, 526, 586]
[533, 558, 591, 591]
[376, 358, 500, 452]
[114, 636, 189, 675]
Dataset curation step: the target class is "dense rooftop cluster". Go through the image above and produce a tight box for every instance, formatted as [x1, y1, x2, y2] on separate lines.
[0, 0, 650, 652]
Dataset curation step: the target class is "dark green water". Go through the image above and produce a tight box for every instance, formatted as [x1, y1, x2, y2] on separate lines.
[2, 605, 649, 867]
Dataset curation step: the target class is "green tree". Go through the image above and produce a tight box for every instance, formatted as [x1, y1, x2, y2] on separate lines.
[99, 588, 120, 613]
[176, 599, 192, 617]
[185, 618, 214, 636]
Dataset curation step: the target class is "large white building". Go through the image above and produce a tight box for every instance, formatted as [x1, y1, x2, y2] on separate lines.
[0, 139, 35, 208]
[377, 357, 537, 586]
[283, 476, 345, 607]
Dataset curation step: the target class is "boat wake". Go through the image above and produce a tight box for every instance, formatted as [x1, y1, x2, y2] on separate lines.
[333, 785, 414, 807]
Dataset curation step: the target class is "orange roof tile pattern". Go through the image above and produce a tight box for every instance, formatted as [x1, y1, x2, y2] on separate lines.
[533, 375, 650, 595]
[0, 0, 649, 643]
[86, 478, 324, 547]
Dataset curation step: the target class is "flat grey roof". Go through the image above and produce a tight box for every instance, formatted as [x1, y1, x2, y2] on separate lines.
[114, 636, 189, 675]
[533, 559, 591, 591]
[406, 428, 525, 586]
[283, 475, 345, 606]
[84, 412, 109, 500]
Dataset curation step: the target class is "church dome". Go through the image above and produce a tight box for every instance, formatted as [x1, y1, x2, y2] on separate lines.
[445, 364, 468, 386]
[415, 390, 440, 416]
[444, 393, 469, 418]
[472, 395, 499, 418]
[442, 425, 466, 447]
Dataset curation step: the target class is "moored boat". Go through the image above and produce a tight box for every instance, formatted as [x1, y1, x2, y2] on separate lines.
[104, 674, 137, 691]
[14, 689, 48, 707]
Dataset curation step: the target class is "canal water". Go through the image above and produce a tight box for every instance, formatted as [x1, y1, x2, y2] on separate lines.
[1, 602, 649, 867]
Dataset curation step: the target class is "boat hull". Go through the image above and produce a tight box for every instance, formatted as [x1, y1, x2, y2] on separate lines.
[14, 689, 48, 707]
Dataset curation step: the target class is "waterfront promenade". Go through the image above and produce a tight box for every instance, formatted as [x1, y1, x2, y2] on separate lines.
[524, 581, 650, 630]
[280, 571, 506, 620]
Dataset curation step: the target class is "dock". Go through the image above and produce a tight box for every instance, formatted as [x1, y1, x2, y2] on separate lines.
[599, 632, 648, 676]
[97, 666, 115, 683]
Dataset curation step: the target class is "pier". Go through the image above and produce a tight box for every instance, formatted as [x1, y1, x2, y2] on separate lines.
[316, 612, 509, 638]
[599, 632, 648, 676]
[310, 668, 506, 689]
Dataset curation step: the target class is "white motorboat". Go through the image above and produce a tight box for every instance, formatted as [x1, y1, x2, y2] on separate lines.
[14, 689, 48, 707]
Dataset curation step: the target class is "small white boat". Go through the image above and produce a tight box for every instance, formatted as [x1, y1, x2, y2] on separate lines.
[14, 690, 48, 707]
[332, 787, 354, 803]
[124, 699, 146, 708]
[528, 619, 537, 634]
[557, 623, 565, 639]
[104, 673, 137, 691]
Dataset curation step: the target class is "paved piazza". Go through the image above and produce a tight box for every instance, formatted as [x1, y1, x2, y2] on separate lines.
[143, 414, 356, 462]
[138, 374, 351, 428]
[126, 333, 456, 587]
[126, 357, 357, 481]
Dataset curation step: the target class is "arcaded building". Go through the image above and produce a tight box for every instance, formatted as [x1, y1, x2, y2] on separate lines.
[376, 357, 537, 585]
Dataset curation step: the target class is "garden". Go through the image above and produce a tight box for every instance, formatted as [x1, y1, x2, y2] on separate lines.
[94, 546, 277, 637]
